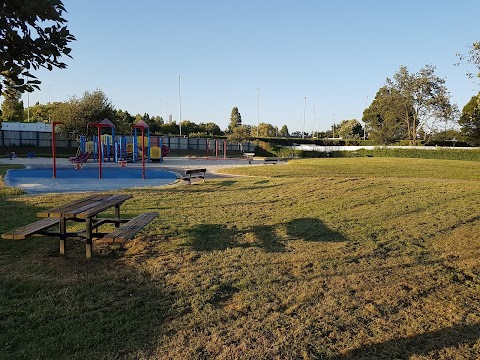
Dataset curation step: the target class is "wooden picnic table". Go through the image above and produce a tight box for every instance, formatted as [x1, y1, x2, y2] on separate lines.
[3, 194, 158, 259]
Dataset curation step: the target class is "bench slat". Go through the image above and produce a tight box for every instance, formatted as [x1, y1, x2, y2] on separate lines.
[37, 194, 111, 217]
[2, 217, 60, 240]
[264, 158, 278, 164]
[76, 195, 132, 219]
[183, 169, 206, 184]
[102, 212, 158, 243]
[185, 168, 206, 175]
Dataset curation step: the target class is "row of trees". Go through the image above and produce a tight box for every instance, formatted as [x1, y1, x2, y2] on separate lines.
[0, 85, 476, 145]
[1, 0, 479, 145]
[0, 90, 225, 139]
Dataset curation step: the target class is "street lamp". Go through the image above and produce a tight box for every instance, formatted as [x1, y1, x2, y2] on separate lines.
[293, 107, 296, 137]
[302, 96, 306, 139]
[364, 96, 368, 140]
[178, 75, 182, 136]
[257, 88, 260, 137]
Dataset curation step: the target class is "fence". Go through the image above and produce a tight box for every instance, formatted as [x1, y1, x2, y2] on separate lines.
[290, 144, 478, 152]
[0, 130, 256, 153]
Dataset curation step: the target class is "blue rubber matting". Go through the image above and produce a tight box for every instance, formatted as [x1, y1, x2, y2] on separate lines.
[5, 166, 178, 194]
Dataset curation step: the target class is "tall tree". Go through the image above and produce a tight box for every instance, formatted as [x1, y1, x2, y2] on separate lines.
[52, 90, 116, 138]
[227, 125, 249, 151]
[1, 90, 24, 121]
[228, 107, 242, 133]
[279, 125, 289, 137]
[256, 122, 275, 137]
[456, 41, 480, 81]
[199, 122, 222, 136]
[385, 65, 453, 145]
[363, 87, 410, 145]
[459, 93, 480, 146]
[338, 119, 363, 139]
[0, 0, 75, 97]
[114, 109, 135, 134]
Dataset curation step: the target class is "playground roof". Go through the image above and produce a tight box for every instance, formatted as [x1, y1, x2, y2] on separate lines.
[132, 120, 149, 129]
[89, 118, 115, 128]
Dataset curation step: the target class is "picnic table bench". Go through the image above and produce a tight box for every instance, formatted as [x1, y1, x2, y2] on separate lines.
[2, 194, 158, 259]
[264, 157, 279, 164]
[182, 168, 206, 184]
[243, 152, 255, 164]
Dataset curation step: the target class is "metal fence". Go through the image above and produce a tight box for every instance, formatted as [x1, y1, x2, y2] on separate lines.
[0, 130, 256, 152]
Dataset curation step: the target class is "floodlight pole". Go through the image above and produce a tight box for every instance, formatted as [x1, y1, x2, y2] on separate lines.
[257, 88, 260, 137]
[52, 121, 64, 178]
[178, 75, 182, 136]
[302, 96, 306, 139]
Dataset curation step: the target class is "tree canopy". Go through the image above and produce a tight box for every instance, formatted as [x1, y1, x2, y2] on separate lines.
[0, 0, 75, 97]
[363, 65, 453, 145]
[228, 107, 242, 133]
[456, 41, 480, 81]
[459, 93, 480, 146]
[51, 90, 116, 139]
[0, 90, 23, 121]
[337, 119, 363, 139]
[363, 87, 410, 144]
[279, 125, 289, 137]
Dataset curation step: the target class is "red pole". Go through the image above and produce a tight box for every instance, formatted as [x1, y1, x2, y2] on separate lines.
[52, 122, 64, 178]
[97, 126, 102, 179]
[141, 130, 146, 179]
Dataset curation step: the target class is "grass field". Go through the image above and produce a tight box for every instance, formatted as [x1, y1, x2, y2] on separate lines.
[0, 158, 479, 359]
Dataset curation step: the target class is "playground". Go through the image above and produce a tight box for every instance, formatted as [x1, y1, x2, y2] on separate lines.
[0, 156, 263, 194]
[0, 118, 261, 194]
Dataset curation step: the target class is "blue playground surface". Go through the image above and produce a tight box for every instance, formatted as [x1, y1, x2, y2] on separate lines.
[4, 165, 178, 194]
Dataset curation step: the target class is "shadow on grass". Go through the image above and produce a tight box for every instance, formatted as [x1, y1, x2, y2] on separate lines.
[334, 323, 480, 359]
[217, 180, 238, 186]
[0, 252, 173, 359]
[186, 224, 238, 251]
[187, 217, 345, 253]
[0, 193, 173, 359]
[286, 218, 346, 242]
[187, 223, 286, 253]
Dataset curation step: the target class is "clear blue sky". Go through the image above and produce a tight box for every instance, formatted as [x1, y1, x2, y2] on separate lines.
[21, 0, 480, 133]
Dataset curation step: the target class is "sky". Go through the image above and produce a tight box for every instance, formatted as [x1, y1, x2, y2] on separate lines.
[17, 0, 480, 133]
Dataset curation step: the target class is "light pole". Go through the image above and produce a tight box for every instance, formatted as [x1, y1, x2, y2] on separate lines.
[160, 97, 163, 121]
[302, 96, 306, 139]
[25, 74, 30, 121]
[364, 96, 368, 140]
[257, 88, 260, 137]
[293, 107, 296, 137]
[313, 105, 316, 138]
[178, 75, 182, 136]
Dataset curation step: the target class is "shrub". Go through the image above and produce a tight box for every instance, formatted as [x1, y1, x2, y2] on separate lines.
[354, 148, 480, 161]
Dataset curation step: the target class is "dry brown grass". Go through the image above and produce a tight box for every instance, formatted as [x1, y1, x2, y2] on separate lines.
[0, 158, 479, 359]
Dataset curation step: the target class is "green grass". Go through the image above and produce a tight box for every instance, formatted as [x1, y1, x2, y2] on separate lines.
[0, 158, 479, 359]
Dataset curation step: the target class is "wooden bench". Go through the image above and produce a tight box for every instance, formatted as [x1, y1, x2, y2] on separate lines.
[1, 217, 60, 240]
[243, 152, 255, 164]
[264, 158, 278, 164]
[102, 212, 158, 243]
[182, 168, 206, 184]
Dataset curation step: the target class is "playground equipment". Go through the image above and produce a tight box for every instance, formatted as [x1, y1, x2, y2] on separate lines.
[206, 138, 228, 159]
[68, 152, 92, 169]
[75, 129, 170, 165]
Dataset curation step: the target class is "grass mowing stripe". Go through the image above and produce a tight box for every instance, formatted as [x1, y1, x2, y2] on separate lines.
[0, 158, 479, 359]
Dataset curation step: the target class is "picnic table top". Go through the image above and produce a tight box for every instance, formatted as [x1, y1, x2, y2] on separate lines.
[37, 194, 133, 219]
